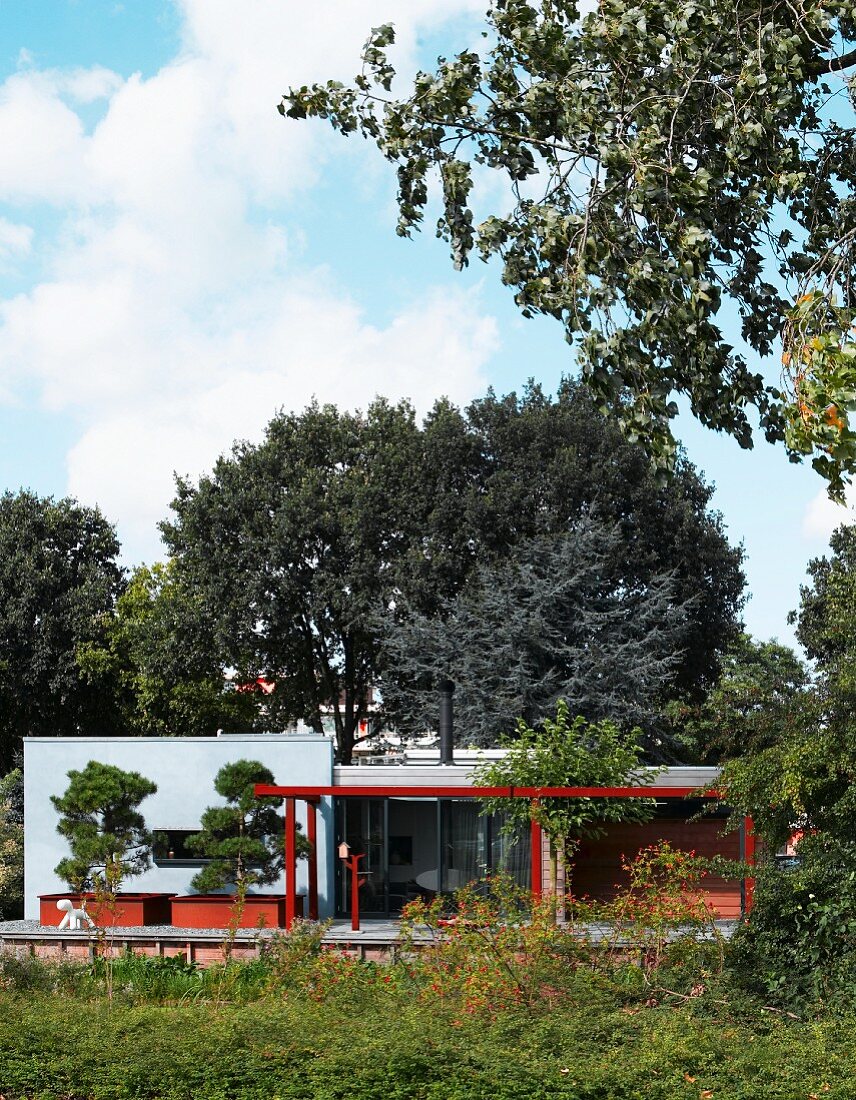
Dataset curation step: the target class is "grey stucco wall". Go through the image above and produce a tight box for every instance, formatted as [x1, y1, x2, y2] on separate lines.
[23, 734, 335, 920]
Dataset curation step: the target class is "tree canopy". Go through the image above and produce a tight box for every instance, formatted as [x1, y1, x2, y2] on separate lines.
[77, 562, 258, 738]
[284, 0, 856, 497]
[162, 384, 744, 761]
[663, 632, 809, 762]
[718, 528, 856, 1002]
[379, 518, 692, 757]
[0, 769, 23, 920]
[719, 527, 856, 851]
[0, 491, 125, 771]
[162, 398, 427, 764]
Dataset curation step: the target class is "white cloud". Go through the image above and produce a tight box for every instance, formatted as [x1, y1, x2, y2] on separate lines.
[0, 218, 33, 260]
[0, 1, 497, 561]
[64, 282, 497, 562]
[803, 486, 856, 541]
[0, 71, 92, 203]
[61, 66, 124, 104]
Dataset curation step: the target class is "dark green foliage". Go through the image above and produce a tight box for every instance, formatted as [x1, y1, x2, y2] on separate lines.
[449, 384, 745, 702]
[77, 562, 258, 737]
[186, 760, 308, 892]
[793, 523, 856, 676]
[283, 1, 856, 495]
[1, 759, 23, 825]
[51, 761, 157, 891]
[162, 398, 427, 764]
[379, 519, 692, 755]
[0, 490, 124, 771]
[718, 526, 856, 1003]
[663, 633, 809, 762]
[720, 527, 856, 849]
[163, 384, 744, 760]
[730, 834, 856, 1007]
[0, 767, 23, 918]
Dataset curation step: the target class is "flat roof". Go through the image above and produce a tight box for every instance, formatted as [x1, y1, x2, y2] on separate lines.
[333, 764, 719, 789]
[23, 734, 331, 744]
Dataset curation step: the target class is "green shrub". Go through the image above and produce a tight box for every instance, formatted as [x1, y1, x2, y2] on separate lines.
[0, 952, 95, 997]
[0, 983, 851, 1100]
[729, 834, 856, 1007]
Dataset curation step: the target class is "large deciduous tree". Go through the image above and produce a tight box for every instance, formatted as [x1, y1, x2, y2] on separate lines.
[162, 399, 426, 764]
[427, 383, 746, 701]
[77, 562, 258, 738]
[283, 1, 856, 497]
[0, 491, 125, 771]
[163, 385, 744, 762]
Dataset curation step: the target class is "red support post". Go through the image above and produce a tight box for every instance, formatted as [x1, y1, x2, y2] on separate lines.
[345, 853, 366, 932]
[306, 800, 318, 921]
[530, 801, 543, 898]
[284, 797, 297, 931]
[743, 814, 756, 915]
[350, 855, 360, 932]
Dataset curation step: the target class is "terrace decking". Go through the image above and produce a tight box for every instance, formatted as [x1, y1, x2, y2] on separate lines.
[0, 919, 429, 964]
[0, 917, 739, 966]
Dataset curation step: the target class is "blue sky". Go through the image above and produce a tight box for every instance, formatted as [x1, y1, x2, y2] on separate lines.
[0, 0, 851, 649]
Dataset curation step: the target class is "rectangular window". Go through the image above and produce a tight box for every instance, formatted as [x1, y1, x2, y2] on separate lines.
[152, 829, 209, 866]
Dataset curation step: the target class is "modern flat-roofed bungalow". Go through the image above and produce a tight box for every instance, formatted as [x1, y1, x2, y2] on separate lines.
[22, 732, 752, 930]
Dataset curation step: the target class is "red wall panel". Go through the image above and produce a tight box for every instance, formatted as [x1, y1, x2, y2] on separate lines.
[571, 820, 743, 918]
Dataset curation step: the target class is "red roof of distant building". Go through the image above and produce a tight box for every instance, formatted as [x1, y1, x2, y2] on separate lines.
[235, 677, 276, 695]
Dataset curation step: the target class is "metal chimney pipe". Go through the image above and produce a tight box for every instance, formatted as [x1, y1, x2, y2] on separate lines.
[438, 679, 455, 765]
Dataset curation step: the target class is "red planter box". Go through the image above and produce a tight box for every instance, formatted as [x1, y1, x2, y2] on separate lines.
[38, 893, 174, 927]
[170, 894, 303, 929]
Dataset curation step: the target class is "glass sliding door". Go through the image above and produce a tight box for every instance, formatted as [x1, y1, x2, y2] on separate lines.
[387, 798, 438, 914]
[334, 796, 533, 918]
[335, 797, 388, 917]
[489, 809, 531, 890]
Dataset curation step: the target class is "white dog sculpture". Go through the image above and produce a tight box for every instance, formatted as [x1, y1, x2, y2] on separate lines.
[56, 898, 95, 930]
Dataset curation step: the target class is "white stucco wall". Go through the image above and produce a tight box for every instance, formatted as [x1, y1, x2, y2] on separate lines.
[23, 734, 335, 920]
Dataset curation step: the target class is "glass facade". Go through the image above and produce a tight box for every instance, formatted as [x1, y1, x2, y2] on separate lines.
[335, 797, 531, 917]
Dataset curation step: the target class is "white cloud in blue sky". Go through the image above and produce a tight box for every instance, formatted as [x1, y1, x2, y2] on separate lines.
[0, 0, 850, 646]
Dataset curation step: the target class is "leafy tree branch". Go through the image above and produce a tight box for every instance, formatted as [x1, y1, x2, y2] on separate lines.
[282, 0, 856, 496]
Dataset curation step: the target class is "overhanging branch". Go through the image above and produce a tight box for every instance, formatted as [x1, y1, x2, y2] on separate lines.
[809, 46, 856, 75]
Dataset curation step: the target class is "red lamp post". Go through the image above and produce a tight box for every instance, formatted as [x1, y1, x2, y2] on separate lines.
[338, 841, 367, 932]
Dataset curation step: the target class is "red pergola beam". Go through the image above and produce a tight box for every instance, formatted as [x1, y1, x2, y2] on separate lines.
[255, 784, 714, 799]
[306, 800, 318, 921]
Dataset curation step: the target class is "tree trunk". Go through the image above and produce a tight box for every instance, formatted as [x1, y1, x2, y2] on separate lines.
[337, 725, 355, 765]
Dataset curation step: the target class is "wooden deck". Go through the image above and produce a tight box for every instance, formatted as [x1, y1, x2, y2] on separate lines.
[0, 917, 739, 966]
